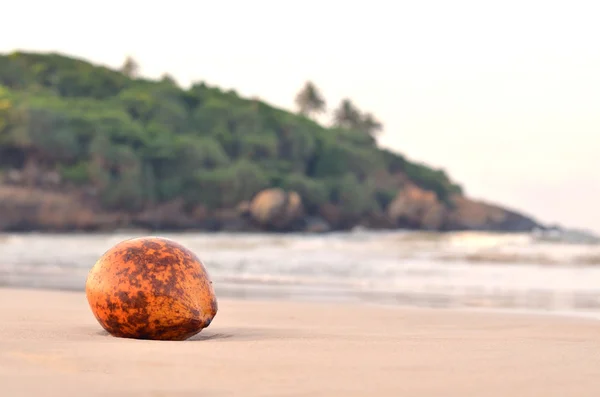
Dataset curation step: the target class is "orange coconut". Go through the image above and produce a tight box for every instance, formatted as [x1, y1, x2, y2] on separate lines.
[85, 236, 218, 341]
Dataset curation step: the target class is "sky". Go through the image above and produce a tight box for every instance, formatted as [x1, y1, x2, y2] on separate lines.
[2, 0, 600, 233]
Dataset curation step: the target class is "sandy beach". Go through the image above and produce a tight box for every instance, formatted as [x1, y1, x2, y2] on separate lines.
[1, 288, 600, 397]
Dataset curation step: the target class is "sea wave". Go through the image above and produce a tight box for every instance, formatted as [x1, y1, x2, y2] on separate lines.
[1, 230, 600, 318]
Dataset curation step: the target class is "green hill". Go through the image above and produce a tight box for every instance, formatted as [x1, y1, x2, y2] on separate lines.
[0, 51, 538, 232]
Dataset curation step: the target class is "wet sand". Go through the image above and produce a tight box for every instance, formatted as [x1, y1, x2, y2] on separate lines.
[1, 288, 600, 397]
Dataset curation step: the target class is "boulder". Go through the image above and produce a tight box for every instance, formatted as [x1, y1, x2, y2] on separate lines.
[387, 184, 446, 230]
[249, 188, 303, 230]
[386, 184, 540, 232]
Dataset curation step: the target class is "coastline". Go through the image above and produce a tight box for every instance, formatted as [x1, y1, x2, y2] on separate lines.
[2, 230, 600, 322]
[2, 288, 600, 396]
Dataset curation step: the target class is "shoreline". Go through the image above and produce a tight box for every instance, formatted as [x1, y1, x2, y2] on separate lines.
[2, 288, 600, 396]
[5, 273, 600, 325]
[3, 283, 600, 323]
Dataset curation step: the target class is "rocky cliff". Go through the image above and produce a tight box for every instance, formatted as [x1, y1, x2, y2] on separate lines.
[0, 181, 540, 233]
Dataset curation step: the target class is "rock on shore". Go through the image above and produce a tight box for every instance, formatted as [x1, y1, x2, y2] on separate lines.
[0, 183, 541, 233]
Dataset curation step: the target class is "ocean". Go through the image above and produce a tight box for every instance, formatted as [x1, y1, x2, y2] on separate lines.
[1, 230, 599, 319]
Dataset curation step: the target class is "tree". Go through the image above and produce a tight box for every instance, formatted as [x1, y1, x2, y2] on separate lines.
[294, 81, 326, 118]
[120, 56, 139, 78]
[333, 99, 383, 138]
[360, 112, 383, 136]
[332, 98, 361, 130]
[161, 73, 177, 85]
[0, 51, 466, 229]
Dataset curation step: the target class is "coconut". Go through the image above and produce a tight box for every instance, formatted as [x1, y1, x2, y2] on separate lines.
[85, 236, 218, 341]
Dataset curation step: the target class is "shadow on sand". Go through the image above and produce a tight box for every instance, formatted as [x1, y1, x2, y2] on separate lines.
[93, 326, 295, 342]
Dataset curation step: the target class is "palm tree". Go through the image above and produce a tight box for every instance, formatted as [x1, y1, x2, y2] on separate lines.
[294, 81, 326, 118]
[360, 112, 384, 136]
[332, 98, 361, 129]
[333, 100, 384, 138]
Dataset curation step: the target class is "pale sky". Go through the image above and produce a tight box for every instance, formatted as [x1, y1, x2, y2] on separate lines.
[2, 0, 600, 233]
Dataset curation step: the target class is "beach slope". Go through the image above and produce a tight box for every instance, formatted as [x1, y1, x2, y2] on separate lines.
[1, 288, 599, 397]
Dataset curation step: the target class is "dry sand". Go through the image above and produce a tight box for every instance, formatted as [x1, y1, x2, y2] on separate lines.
[1, 288, 600, 397]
